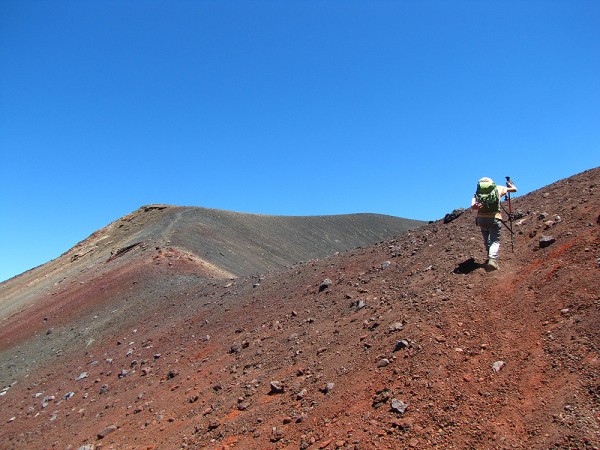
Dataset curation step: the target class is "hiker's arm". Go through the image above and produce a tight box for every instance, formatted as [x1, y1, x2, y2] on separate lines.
[471, 196, 482, 210]
[506, 182, 517, 193]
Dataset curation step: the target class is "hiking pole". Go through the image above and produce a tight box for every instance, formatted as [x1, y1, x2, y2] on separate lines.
[505, 176, 514, 253]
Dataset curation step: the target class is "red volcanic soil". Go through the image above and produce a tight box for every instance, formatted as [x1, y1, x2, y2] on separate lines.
[1, 168, 599, 449]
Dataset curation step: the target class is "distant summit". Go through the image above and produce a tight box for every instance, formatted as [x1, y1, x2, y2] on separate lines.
[0, 206, 424, 322]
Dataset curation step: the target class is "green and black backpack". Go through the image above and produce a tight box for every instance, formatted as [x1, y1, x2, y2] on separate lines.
[475, 179, 500, 213]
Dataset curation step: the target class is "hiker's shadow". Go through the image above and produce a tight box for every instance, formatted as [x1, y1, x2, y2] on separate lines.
[453, 258, 484, 274]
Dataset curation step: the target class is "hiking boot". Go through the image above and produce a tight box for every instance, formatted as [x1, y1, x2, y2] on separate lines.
[487, 259, 499, 270]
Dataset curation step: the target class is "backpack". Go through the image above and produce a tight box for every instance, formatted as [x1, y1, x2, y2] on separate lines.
[475, 180, 500, 213]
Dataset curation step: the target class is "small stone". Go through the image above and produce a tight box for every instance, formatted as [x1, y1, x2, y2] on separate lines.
[97, 424, 117, 439]
[320, 382, 335, 394]
[297, 388, 308, 400]
[492, 361, 506, 373]
[271, 426, 284, 442]
[41, 395, 55, 408]
[63, 391, 75, 400]
[269, 381, 284, 394]
[319, 279, 332, 292]
[377, 358, 390, 367]
[539, 236, 556, 248]
[388, 322, 403, 332]
[381, 261, 391, 269]
[393, 340, 410, 352]
[390, 398, 408, 415]
[229, 342, 242, 354]
[76, 372, 88, 381]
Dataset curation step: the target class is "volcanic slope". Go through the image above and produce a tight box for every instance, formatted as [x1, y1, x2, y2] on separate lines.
[1, 168, 599, 449]
[0, 207, 423, 381]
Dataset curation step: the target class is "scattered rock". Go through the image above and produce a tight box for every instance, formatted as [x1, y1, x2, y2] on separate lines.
[320, 382, 335, 394]
[390, 398, 408, 415]
[443, 208, 465, 224]
[381, 261, 391, 269]
[354, 299, 366, 311]
[512, 209, 525, 220]
[393, 340, 410, 352]
[97, 424, 117, 439]
[377, 358, 390, 367]
[539, 236, 556, 248]
[166, 370, 179, 380]
[99, 384, 109, 395]
[319, 278, 332, 292]
[269, 381, 284, 395]
[297, 388, 308, 400]
[388, 322, 403, 332]
[492, 361, 506, 373]
[41, 395, 55, 408]
[63, 391, 75, 400]
[76, 372, 88, 381]
[372, 389, 392, 408]
[271, 426, 285, 442]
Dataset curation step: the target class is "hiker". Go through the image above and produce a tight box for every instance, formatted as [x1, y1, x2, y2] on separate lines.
[471, 177, 517, 270]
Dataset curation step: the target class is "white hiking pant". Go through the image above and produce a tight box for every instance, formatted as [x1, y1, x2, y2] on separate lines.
[476, 217, 502, 261]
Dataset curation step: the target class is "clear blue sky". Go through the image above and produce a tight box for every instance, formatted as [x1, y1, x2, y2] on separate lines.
[1, 1, 599, 282]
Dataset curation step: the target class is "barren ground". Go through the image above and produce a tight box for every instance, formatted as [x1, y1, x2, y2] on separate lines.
[0, 168, 598, 450]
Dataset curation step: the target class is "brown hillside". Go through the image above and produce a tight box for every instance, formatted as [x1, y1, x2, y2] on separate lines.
[0, 168, 598, 449]
[0, 207, 423, 361]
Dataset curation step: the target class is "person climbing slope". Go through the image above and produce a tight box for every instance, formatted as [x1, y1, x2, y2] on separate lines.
[471, 177, 517, 270]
